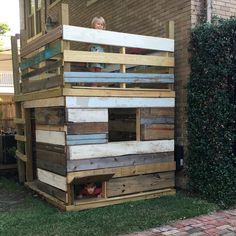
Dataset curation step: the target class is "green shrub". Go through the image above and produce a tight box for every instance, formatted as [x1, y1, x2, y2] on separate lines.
[187, 17, 236, 207]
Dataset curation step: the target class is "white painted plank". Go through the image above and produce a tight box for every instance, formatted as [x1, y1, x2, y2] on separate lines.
[63, 25, 174, 52]
[67, 109, 108, 122]
[69, 140, 174, 160]
[66, 97, 175, 108]
[36, 130, 65, 145]
[37, 168, 66, 191]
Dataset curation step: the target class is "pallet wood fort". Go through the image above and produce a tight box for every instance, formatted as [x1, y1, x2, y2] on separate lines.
[12, 3, 176, 211]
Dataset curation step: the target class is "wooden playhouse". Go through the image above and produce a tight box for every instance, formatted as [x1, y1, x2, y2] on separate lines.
[12, 2, 176, 211]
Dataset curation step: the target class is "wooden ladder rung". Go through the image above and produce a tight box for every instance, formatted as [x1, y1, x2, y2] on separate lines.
[16, 150, 27, 162]
[15, 134, 26, 142]
[14, 118, 26, 124]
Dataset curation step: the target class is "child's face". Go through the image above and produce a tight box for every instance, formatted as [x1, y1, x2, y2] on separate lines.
[86, 186, 96, 194]
[94, 20, 104, 30]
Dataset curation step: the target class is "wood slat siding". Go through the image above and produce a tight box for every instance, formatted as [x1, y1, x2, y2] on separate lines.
[107, 172, 175, 197]
[67, 123, 108, 135]
[24, 97, 65, 108]
[64, 72, 174, 84]
[35, 107, 65, 125]
[36, 180, 66, 203]
[67, 152, 174, 172]
[63, 88, 175, 98]
[68, 140, 174, 160]
[36, 143, 66, 176]
[67, 134, 108, 145]
[67, 161, 176, 183]
[37, 168, 67, 191]
[67, 109, 108, 123]
[64, 50, 174, 67]
[66, 97, 175, 108]
[22, 75, 62, 93]
[20, 41, 62, 70]
[63, 25, 174, 52]
[141, 124, 174, 140]
[21, 26, 62, 57]
[141, 107, 175, 117]
[36, 130, 65, 145]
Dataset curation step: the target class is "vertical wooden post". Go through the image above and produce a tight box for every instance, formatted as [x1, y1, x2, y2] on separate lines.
[165, 21, 174, 91]
[11, 35, 26, 183]
[136, 109, 141, 141]
[120, 47, 126, 88]
[66, 183, 74, 205]
[102, 182, 107, 198]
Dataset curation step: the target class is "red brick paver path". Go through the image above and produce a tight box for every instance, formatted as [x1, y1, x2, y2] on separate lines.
[121, 209, 236, 236]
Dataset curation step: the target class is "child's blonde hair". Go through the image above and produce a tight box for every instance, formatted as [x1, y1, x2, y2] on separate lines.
[91, 16, 106, 29]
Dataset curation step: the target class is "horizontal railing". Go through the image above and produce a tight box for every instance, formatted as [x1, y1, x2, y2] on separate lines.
[0, 72, 14, 87]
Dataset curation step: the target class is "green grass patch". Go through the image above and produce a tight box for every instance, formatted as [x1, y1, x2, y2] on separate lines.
[0, 177, 219, 236]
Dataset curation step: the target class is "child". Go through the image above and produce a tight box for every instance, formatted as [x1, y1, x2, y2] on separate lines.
[87, 16, 106, 73]
[78, 182, 102, 199]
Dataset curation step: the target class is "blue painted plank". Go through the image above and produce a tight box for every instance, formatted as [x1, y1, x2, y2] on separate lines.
[67, 139, 107, 145]
[64, 72, 174, 83]
[67, 133, 107, 141]
[20, 41, 61, 70]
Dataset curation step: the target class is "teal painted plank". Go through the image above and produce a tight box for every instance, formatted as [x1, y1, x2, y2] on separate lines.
[67, 139, 107, 145]
[67, 134, 107, 141]
[20, 41, 61, 70]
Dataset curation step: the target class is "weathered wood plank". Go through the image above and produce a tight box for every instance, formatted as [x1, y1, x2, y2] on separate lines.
[66, 97, 175, 108]
[35, 107, 65, 125]
[36, 143, 65, 153]
[67, 161, 176, 183]
[63, 25, 174, 52]
[141, 124, 174, 140]
[107, 172, 175, 197]
[36, 130, 65, 145]
[141, 117, 174, 124]
[23, 97, 64, 108]
[63, 87, 175, 98]
[64, 72, 174, 84]
[36, 124, 66, 132]
[22, 75, 63, 93]
[64, 50, 174, 67]
[20, 41, 62, 70]
[67, 152, 174, 172]
[141, 107, 175, 117]
[37, 168, 67, 191]
[68, 140, 174, 160]
[67, 109, 108, 123]
[37, 159, 66, 176]
[67, 134, 108, 145]
[67, 123, 108, 135]
[21, 26, 62, 57]
[36, 180, 66, 203]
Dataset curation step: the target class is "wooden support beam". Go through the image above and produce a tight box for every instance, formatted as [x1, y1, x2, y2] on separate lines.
[120, 47, 126, 88]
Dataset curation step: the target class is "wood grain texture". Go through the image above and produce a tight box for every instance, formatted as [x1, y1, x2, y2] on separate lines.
[68, 140, 174, 160]
[23, 97, 64, 108]
[36, 130, 65, 145]
[67, 123, 108, 135]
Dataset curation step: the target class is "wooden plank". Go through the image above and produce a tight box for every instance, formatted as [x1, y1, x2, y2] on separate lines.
[141, 117, 174, 124]
[68, 189, 176, 211]
[14, 118, 26, 124]
[63, 87, 175, 98]
[36, 180, 66, 203]
[37, 159, 66, 176]
[64, 50, 174, 67]
[68, 140, 174, 160]
[23, 97, 64, 108]
[67, 134, 108, 145]
[36, 142, 65, 153]
[22, 60, 62, 79]
[107, 172, 175, 197]
[35, 107, 65, 125]
[16, 150, 27, 162]
[36, 130, 65, 145]
[67, 123, 108, 135]
[20, 41, 62, 70]
[15, 135, 26, 142]
[37, 168, 67, 191]
[67, 109, 108, 123]
[66, 97, 175, 108]
[63, 25, 174, 52]
[64, 72, 174, 84]
[21, 26, 62, 57]
[67, 161, 176, 183]
[36, 124, 66, 132]
[15, 87, 63, 103]
[141, 107, 175, 117]
[141, 124, 174, 140]
[67, 152, 174, 172]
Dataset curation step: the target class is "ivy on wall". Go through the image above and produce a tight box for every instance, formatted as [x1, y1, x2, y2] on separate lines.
[187, 17, 236, 207]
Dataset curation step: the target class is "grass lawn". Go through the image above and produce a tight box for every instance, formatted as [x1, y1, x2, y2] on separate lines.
[0, 176, 219, 236]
